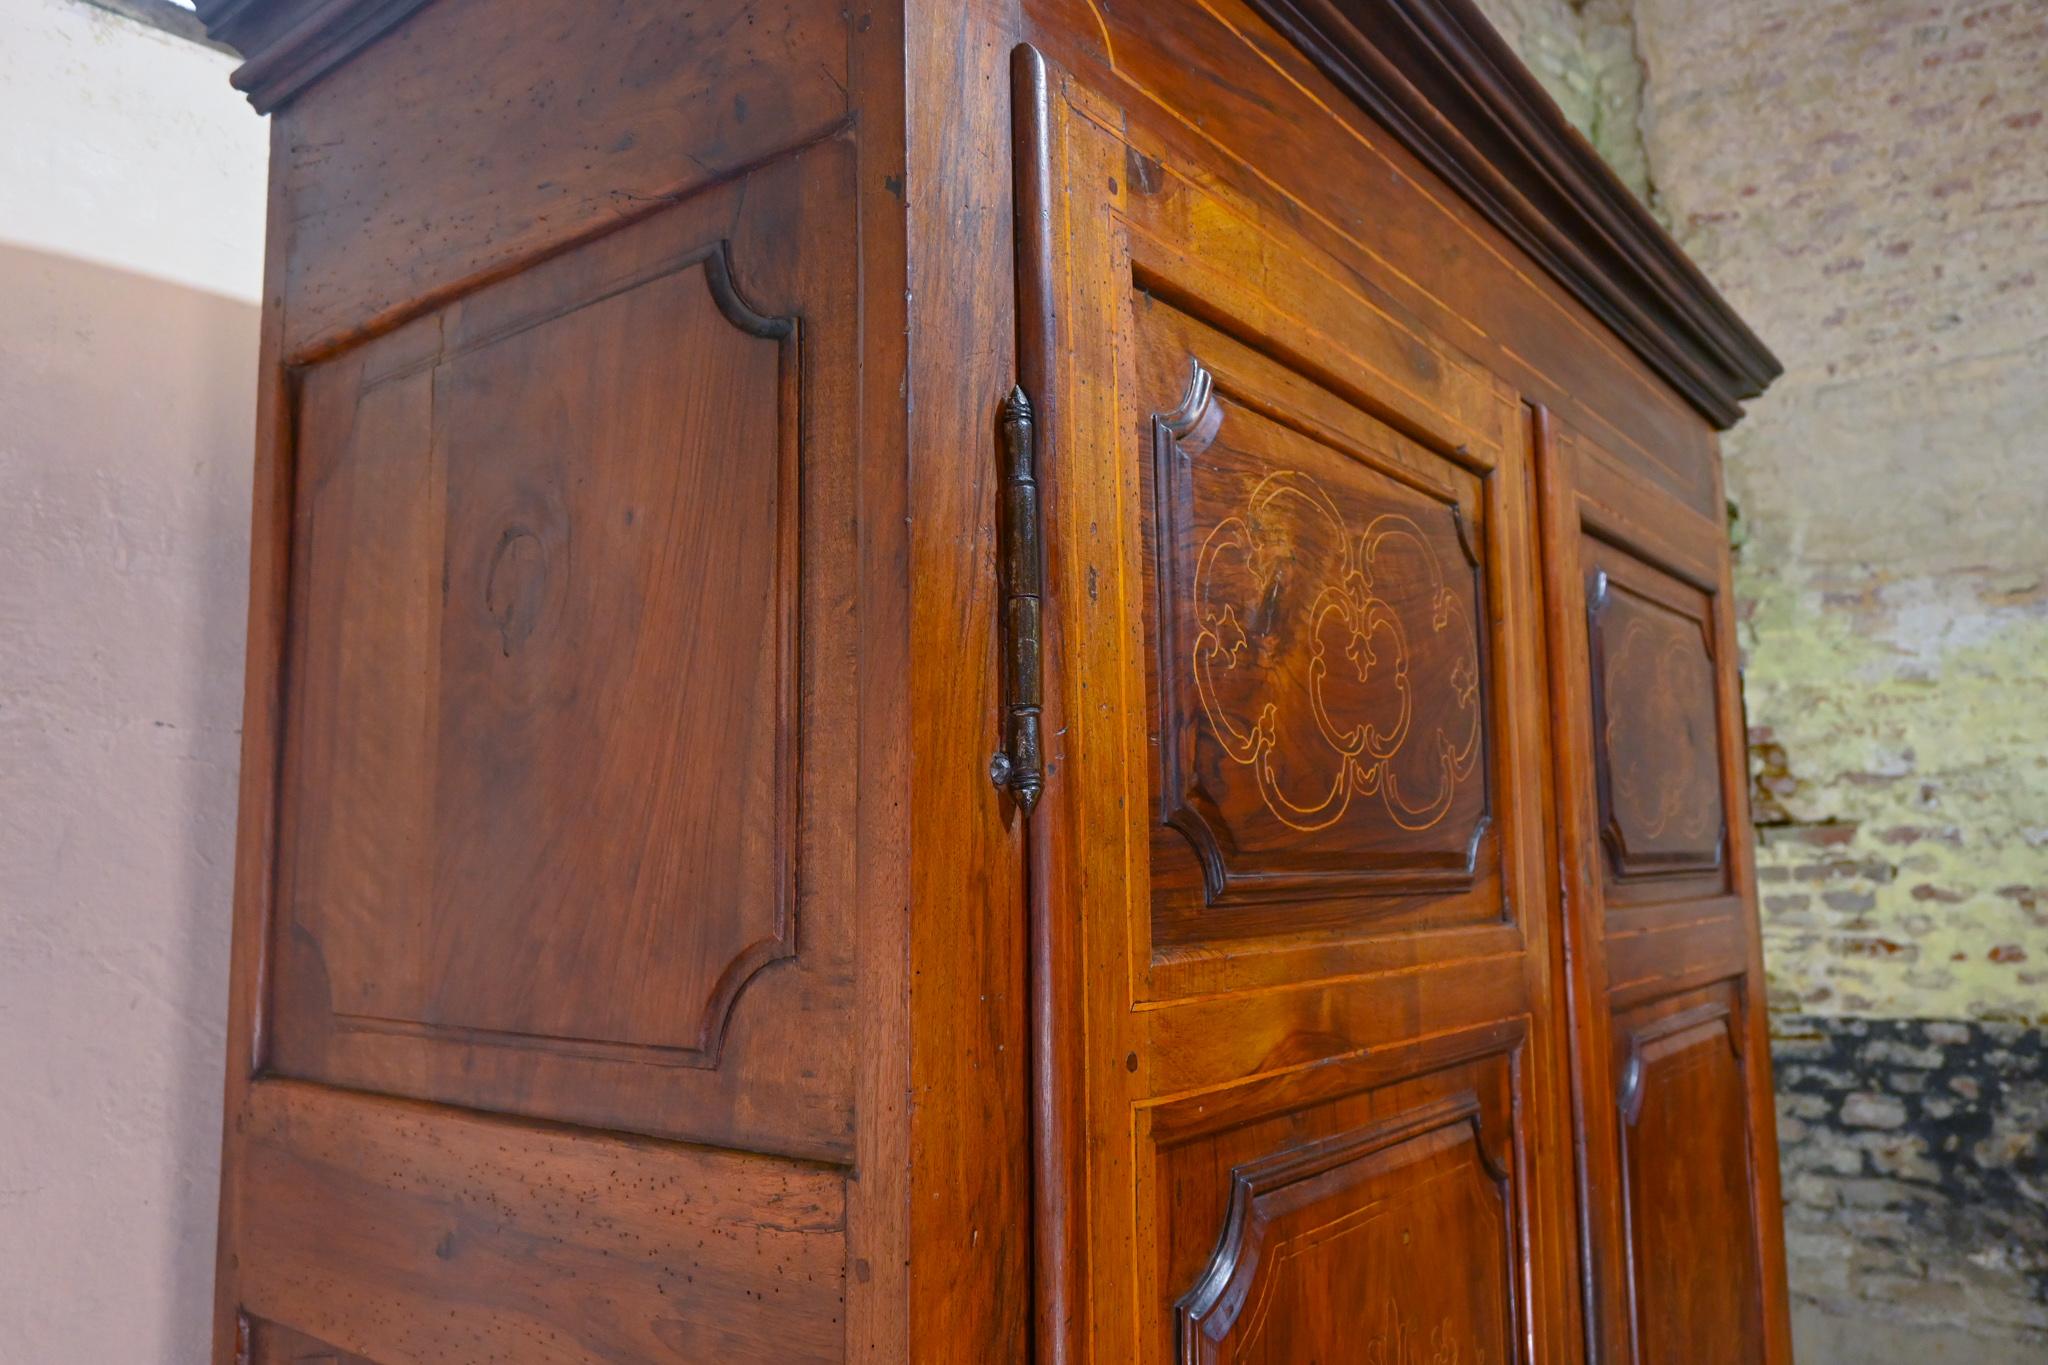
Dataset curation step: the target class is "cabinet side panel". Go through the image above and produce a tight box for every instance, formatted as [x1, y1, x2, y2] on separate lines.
[234, 1081, 847, 1365]
[273, 0, 853, 356]
[263, 149, 856, 1161]
[213, 5, 907, 1357]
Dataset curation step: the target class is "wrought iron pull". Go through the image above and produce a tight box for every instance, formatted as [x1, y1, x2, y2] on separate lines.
[991, 385, 1044, 814]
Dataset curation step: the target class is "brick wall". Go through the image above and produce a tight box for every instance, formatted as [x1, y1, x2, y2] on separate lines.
[1474, 1, 2048, 1358]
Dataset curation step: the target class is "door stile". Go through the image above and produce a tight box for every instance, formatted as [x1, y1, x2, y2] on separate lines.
[1530, 401, 1630, 1362]
[1013, 40, 1084, 1365]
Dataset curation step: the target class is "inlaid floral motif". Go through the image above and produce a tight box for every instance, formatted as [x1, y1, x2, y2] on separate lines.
[1192, 469, 1482, 835]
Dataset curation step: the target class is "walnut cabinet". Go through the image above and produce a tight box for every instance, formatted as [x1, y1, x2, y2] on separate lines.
[197, 0, 1792, 1359]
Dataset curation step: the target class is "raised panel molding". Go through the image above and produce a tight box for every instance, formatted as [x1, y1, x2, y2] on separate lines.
[240, 1315, 380, 1365]
[281, 238, 799, 1074]
[1618, 998, 1741, 1124]
[1150, 356, 1493, 913]
[1175, 1092, 1515, 1364]
[1586, 566, 1727, 882]
[247, 143, 880, 1164]
[1614, 991, 1767, 1362]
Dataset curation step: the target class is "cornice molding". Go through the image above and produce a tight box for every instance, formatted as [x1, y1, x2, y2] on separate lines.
[194, 0, 434, 114]
[1248, 0, 1780, 427]
[196, 0, 1781, 424]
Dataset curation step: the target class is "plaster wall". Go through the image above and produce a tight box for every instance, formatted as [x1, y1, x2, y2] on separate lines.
[1475, 0, 2048, 1357]
[0, 1, 266, 1360]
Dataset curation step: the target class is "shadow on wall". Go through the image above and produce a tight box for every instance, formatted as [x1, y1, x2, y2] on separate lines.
[0, 241, 257, 1362]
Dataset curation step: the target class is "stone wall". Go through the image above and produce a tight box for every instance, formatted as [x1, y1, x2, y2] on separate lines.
[1476, 0, 1656, 202]
[1774, 1014, 2046, 1359]
[1473, 0, 2048, 1358]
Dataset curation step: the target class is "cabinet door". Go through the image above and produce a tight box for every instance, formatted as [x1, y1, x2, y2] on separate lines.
[1015, 50, 1578, 1363]
[1532, 410, 1793, 1362]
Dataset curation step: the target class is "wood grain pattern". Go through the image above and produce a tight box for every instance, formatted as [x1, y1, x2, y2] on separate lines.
[281, 246, 794, 1069]
[1586, 558, 1728, 885]
[265, 145, 861, 1163]
[232, 1080, 846, 1364]
[1021, 51, 1578, 1364]
[898, 2, 1035, 1358]
[268, 0, 854, 357]
[1614, 991, 1767, 1363]
[195, 0, 1792, 1358]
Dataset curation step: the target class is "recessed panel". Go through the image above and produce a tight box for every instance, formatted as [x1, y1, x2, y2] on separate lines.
[1615, 989, 1767, 1363]
[265, 151, 858, 1159]
[1156, 1043, 1520, 1364]
[1140, 308, 1498, 945]
[282, 247, 790, 1062]
[1585, 544, 1728, 890]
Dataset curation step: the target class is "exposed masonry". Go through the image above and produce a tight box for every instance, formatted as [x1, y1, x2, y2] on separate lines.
[1473, 0, 1657, 205]
[1773, 1016, 2047, 1327]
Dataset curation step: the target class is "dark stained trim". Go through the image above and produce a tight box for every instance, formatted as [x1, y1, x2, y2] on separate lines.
[1247, 0, 1781, 427]
[194, 0, 434, 114]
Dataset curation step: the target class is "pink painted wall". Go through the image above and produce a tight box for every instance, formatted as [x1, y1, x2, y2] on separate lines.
[0, 2, 266, 1359]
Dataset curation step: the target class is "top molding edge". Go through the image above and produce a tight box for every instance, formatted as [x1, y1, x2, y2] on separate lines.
[1249, 0, 1781, 427]
[197, 0, 1781, 425]
[194, 0, 434, 116]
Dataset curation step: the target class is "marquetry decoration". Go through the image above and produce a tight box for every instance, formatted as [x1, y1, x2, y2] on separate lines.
[1175, 1093, 1514, 1363]
[1151, 360, 1491, 911]
[1586, 567, 1727, 881]
[1192, 475, 1481, 834]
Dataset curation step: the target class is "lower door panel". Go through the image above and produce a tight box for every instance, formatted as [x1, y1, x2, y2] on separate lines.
[1160, 1033, 1522, 1364]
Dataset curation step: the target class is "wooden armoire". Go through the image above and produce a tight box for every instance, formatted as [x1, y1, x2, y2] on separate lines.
[197, 0, 1792, 1360]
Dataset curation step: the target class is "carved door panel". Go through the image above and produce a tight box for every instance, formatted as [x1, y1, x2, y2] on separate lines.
[216, 142, 860, 1360]
[1017, 51, 1578, 1363]
[1531, 410, 1792, 1362]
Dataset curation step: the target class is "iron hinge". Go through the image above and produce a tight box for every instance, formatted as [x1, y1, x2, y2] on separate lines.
[991, 385, 1044, 814]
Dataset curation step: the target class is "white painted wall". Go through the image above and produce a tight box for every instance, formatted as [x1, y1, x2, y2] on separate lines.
[0, 1, 267, 1359]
